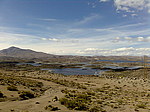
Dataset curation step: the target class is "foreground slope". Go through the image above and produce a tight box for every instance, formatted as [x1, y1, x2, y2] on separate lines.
[0, 69, 150, 112]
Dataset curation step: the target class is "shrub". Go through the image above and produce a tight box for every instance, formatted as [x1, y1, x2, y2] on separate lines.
[19, 91, 35, 100]
[86, 91, 95, 96]
[136, 102, 147, 109]
[45, 105, 60, 111]
[59, 98, 88, 110]
[60, 98, 68, 105]
[117, 99, 124, 105]
[0, 91, 4, 98]
[89, 106, 106, 112]
[7, 85, 18, 91]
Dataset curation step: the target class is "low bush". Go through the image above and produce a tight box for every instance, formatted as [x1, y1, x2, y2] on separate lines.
[89, 106, 106, 112]
[45, 105, 60, 111]
[0, 91, 4, 98]
[59, 97, 88, 110]
[136, 102, 147, 109]
[7, 85, 18, 91]
[19, 91, 35, 100]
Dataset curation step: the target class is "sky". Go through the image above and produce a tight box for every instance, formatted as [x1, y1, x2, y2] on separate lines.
[0, 0, 150, 56]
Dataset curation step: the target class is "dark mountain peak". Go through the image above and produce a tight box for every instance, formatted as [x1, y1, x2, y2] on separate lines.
[0, 46, 54, 58]
[1, 46, 27, 53]
[8, 46, 21, 49]
[4, 46, 22, 51]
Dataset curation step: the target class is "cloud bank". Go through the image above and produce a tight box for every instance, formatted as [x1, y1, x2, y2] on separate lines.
[113, 36, 150, 42]
[115, 0, 146, 12]
[100, 0, 150, 14]
[77, 47, 150, 56]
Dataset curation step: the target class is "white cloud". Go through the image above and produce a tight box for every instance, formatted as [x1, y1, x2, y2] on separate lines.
[48, 38, 60, 42]
[123, 14, 127, 17]
[112, 47, 134, 52]
[0, 32, 45, 50]
[113, 37, 120, 42]
[131, 14, 137, 17]
[114, 36, 150, 42]
[41, 38, 60, 42]
[137, 37, 144, 42]
[41, 38, 47, 41]
[76, 14, 100, 25]
[100, 0, 110, 2]
[124, 37, 132, 40]
[114, 0, 150, 14]
[77, 47, 150, 56]
[0, 32, 39, 44]
[115, 0, 145, 11]
[36, 18, 58, 22]
[41, 37, 80, 43]
[85, 48, 99, 51]
[67, 29, 85, 33]
[99, 0, 150, 14]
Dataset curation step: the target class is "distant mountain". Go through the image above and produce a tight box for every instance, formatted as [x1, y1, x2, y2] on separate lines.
[0, 46, 145, 63]
[0, 46, 55, 58]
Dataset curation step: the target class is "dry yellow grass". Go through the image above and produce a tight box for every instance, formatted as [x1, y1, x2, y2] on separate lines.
[0, 70, 150, 112]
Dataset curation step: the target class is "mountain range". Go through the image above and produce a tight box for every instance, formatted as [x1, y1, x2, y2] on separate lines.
[0, 46, 145, 63]
[0, 46, 95, 62]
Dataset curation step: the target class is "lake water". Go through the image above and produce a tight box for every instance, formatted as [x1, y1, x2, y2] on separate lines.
[97, 60, 147, 63]
[41, 68, 105, 75]
[17, 63, 42, 66]
[16, 60, 145, 75]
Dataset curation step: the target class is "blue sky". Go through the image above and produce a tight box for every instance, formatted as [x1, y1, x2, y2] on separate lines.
[0, 0, 150, 56]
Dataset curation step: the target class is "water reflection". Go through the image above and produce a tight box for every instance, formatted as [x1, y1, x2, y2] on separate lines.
[41, 68, 105, 75]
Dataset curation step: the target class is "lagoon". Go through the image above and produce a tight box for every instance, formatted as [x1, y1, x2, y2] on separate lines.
[41, 68, 105, 75]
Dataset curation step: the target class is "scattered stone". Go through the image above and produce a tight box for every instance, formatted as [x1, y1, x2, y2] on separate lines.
[10, 109, 15, 111]
[52, 96, 58, 102]
[35, 101, 40, 104]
